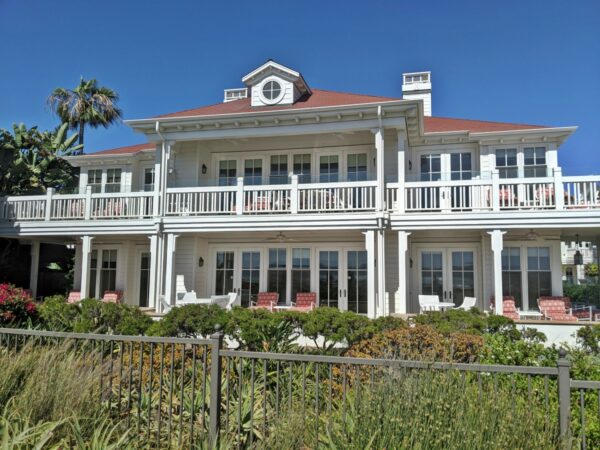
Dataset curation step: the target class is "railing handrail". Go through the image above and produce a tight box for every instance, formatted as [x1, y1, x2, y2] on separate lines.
[91, 191, 153, 198]
[404, 179, 492, 188]
[298, 180, 378, 189]
[166, 186, 237, 193]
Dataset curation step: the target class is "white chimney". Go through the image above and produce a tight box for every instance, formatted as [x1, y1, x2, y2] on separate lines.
[402, 71, 431, 116]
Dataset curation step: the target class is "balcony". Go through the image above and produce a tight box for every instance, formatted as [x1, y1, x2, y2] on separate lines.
[0, 177, 378, 222]
[386, 171, 600, 213]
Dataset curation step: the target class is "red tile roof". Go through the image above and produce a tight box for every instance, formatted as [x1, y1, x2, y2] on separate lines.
[89, 90, 552, 155]
[423, 116, 547, 133]
[156, 89, 400, 118]
[88, 142, 155, 156]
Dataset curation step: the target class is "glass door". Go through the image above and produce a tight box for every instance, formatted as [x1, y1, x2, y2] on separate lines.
[450, 250, 475, 306]
[240, 251, 260, 307]
[318, 250, 339, 308]
[319, 155, 340, 183]
[244, 158, 263, 185]
[449, 152, 473, 210]
[346, 250, 368, 314]
[138, 252, 150, 307]
[267, 248, 287, 304]
[420, 251, 444, 299]
[420, 154, 442, 209]
[215, 251, 235, 295]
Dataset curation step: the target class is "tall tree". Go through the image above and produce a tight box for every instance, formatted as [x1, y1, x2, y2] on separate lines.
[47, 78, 122, 150]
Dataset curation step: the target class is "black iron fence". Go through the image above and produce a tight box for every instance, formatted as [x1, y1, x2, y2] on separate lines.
[0, 327, 598, 448]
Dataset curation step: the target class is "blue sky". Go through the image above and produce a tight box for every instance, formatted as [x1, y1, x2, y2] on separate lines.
[1, 0, 598, 175]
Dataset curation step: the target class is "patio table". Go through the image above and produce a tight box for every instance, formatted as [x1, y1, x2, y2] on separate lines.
[437, 301, 455, 311]
[518, 310, 544, 320]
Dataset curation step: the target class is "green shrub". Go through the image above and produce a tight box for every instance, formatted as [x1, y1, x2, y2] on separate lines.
[413, 308, 488, 335]
[563, 283, 600, 306]
[299, 307, 373, 352]
[576, 324, 600, 354]
[38, 295, 80, 331]
[227, 307, 301, 352]
[147, 303, 229, 338]
[0, 283, 37, 326]
[371, 315, 407, 332]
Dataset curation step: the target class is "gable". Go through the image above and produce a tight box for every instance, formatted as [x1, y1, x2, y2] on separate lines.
[241, 60, 311, 107]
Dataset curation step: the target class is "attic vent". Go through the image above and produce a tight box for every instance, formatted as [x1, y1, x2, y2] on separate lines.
[224, 88, 248, 103]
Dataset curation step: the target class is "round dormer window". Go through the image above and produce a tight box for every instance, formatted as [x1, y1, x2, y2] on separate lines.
[262, 80, 282, 101]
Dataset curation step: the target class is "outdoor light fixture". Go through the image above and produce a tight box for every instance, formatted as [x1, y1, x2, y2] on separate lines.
[198, 257, 204, 267]
[201, 164, 207, 174]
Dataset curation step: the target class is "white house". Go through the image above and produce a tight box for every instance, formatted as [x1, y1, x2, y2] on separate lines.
[1, 60, 599, 317]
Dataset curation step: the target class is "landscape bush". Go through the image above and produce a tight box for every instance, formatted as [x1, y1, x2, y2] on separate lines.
[576, 323, 600, 354]
[0, 283, 37, 326]
[38, 296, 153, 335]
[563, 282, 600, 306]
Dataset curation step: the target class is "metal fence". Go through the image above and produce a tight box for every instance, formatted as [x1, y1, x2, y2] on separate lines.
[0, 327, 598, 448]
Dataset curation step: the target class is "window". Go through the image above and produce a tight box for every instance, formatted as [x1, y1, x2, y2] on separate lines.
[268, 249, 287, 304]
[105, 169, 122, 193]
[244, 159, 263, 185]
[215, 251, 235, 295]
[143, 168, 155, 192]
[347, 154, 368, 181]
[527, 247, 552, 307]
[319, 155, 339, 182]
[502, 247, 522, 308]
[420, 154, 442, 181]
[262, 80, 282, 100]
[293, 154, 311, 183]
[88, 250, 98, 297]
[87, 169, 102, 193]
[524, 147, 547, 178]
[496, 149, 518, 179]
[270, 155, 288, 184]
[347, 251, 368, 314]
[291, 248, 310, 302]
[218, 160, 237, 186]
[100, 250, 117, 295]
[450, 153, 472, 181]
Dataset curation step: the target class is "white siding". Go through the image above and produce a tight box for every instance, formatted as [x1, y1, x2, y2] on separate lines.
[175, 236, 196, 293]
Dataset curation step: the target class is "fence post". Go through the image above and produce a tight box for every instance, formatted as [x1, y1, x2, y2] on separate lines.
[209, 325, 224, 445]
[557, 347, 571, 444]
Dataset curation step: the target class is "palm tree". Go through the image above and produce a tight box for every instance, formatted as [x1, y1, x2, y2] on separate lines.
[48, 78, 122, 150]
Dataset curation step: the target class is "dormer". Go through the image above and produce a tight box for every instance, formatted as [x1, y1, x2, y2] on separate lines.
[241, 60, 311, 107]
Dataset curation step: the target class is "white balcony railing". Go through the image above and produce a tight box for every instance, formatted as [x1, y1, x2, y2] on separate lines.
[396, 171, 600, 213]
[1, 171, 599, 222]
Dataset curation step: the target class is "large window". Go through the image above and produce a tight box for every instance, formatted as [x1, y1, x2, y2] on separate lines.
[319, 155, 339, 183]
[88, 249, 117, 298]
[527, 247, 552, 307]
[218, 160, 237, 186]
[495, 149, 518, 179]
[267, 249, 287, 304]
[143, 168, 155, 192]
[291, 248, 310, 302]
[293, 154, 311, 183]
[244, 159, 263, 185]
[87, 169, 102, 193]
[524, 147, 547, 178]
[347, 154, 368, 181]
[105, 169, 122, 193]
[270, 155, 288, 184]
[502, 247, 522, 308]
[215, 251, 235, 295]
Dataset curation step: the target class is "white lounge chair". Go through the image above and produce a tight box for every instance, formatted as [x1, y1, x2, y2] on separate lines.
[457, 296, 477, 310]
[176, 275, 199, 302]
[225, 292, 241, 310]
[418, 295, 440, 313]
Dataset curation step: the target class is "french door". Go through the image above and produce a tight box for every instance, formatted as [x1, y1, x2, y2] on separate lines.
[418, 247, 477, 307]
[419, 151, 473, 211]
[138, 252, 150, 307]
[317, 248, 368, 313]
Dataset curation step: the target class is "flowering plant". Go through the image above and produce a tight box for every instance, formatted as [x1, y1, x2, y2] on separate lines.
[0, 284, 37, 324]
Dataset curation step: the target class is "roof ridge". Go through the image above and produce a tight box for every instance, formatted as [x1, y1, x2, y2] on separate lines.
[426, 115, 548, 129]
[310, 88, 400, 101]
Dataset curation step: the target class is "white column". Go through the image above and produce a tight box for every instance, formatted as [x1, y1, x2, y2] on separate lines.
[29, 241, 40, 299]
[372, 127, 385, 211]
[488, 230, 506, 315]
[147, 235, 158, 309]
[365, 230, 376, 319]
[152, 144, 162, 217]
[396, 130, 406, 213]
[80, 236, 94, 297]
[158, 141, 173, 217]
[163, 233, 178, 309]
[396, 231, 411, 314]
[376, 229, 386, 317]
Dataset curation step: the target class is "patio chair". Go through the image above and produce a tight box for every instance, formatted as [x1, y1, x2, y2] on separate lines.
[102, 290, 123, 304]
[67, 291, 81, 304]
[176, 275, 199, 302]
[225, 292, 241, 310]
[538, 297, 578, 322]
[555, 296, 595, 321]
[490, 296, 520, 320]
[210, 294, 231, 308]
[291, 292, 317, 312]
[457, 296, 477, 310]
[251, 292, 279, 311]
[418, 295, 440, 313]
